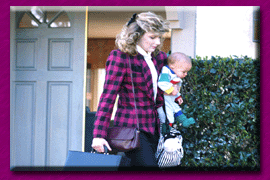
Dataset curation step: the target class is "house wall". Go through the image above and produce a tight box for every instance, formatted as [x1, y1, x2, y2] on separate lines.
[196, 6, 258, 59]
[166, 6, 197, 58]
[88, 11, 170, 38]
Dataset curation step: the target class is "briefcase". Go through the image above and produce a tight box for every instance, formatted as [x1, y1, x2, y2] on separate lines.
[64, 149, 127, 171]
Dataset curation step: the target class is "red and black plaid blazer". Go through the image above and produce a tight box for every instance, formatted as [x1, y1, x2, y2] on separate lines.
[93, 49, 167, 138]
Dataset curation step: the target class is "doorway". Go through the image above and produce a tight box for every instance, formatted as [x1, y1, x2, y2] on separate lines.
[86, 10, 171, 113]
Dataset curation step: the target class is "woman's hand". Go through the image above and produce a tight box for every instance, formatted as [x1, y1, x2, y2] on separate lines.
[164, 85, 179, 96]
[171, 85, 179, 96]
[171, 88, 179, 96]
[92, 138, 112, 153]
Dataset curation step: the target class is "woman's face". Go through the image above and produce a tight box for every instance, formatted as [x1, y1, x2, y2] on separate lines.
[137, 32, 162, 53]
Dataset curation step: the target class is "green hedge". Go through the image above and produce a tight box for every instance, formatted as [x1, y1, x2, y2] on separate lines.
[177, 56, 260, 170]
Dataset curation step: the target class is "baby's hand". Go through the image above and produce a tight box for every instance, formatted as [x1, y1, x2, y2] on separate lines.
[175, 96, 183, 105]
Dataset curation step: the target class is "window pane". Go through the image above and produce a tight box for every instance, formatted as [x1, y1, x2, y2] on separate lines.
[46, 11, 58, 23]
[30, 6, 45, 23]
[19, 13, 38, 28]
[49, 12, 71, 28]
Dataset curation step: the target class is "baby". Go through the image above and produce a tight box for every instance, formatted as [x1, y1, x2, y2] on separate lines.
[158, 52, 195, 134]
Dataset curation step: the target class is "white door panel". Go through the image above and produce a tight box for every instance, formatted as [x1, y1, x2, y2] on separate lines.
[11, 7, 87, 168]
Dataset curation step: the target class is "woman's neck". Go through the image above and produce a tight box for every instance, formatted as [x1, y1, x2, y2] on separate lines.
[136, 45, 150, 56]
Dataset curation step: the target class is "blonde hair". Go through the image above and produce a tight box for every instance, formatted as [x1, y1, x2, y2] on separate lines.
[168, 52, 192, 66]
[115, 12, 170, 56]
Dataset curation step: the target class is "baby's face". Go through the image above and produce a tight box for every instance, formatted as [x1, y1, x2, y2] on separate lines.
[171, 61, 192, 79]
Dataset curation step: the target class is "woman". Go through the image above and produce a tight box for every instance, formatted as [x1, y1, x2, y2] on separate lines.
[92, 12, 170, 168]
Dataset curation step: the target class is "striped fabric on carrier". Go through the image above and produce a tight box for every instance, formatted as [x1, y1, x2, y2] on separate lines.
[155, 127, 184, 168]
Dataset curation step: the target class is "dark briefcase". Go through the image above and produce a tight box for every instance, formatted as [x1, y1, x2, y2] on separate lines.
[64, 149, 126, 171]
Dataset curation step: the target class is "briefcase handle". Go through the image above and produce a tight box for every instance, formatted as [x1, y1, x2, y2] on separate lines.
[91, 145, 109, 155]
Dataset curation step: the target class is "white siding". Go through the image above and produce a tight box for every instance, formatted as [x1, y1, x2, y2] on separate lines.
[196, 6, 256, 59]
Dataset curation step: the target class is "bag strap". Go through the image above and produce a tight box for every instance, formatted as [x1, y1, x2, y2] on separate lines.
[162, 101, 181, 139]
[162, 101, 171, 134]
[127, 55, 140, 130]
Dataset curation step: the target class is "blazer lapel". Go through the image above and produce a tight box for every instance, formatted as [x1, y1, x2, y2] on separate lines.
[151, 55, 158, 72]
[137, 54, 155, 102]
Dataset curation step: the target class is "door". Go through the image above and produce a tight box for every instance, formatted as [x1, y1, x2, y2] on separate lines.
[10, 6, 87, 168]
